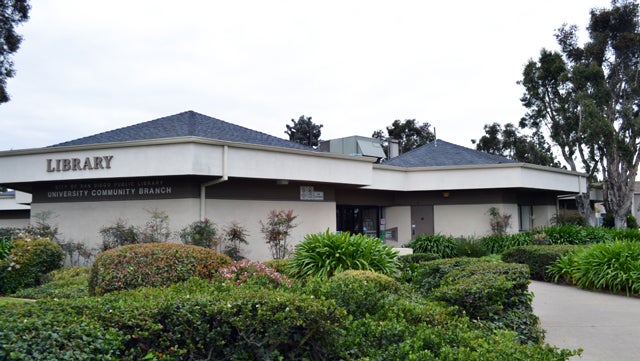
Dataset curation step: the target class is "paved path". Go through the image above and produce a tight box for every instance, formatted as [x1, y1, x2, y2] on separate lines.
[529, 281, 640, 361]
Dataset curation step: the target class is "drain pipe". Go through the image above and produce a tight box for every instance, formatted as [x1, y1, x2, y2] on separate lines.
[200, 145, 228, 221]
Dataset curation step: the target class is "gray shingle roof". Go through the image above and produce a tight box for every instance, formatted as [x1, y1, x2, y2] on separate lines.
[50, 110, 314, 151]
[382, 140, 515, 167]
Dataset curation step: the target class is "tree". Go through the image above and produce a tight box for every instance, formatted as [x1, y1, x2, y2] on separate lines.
[519, 0, 640, 228]
[472, 122, 560, 167]
[372, 119, 435, 155]
[285, 115, 323, 147]
[0, 0, 30, 104]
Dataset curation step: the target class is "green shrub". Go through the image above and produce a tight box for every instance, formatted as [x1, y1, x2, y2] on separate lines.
[551, 211, 587, 226]
[502, 245, 581, 281]
[88, 243, 231, 295]
[262, 258, 294, 278]
[455, 238, 489, 258]
[218, 260, 291, 287]
[0, 299, 124, 360]
[407, 234, 458, 258]
[0, 227, 19, 241]
[411, 258, 542, 344]
[99, 219, 139, 251]
[12, 266, 90, 299]
[1, 278, 347, 360]
[305, 270, 404, 318]
[548, 240, 640, 295]
[0, 237, 12, 260]
[0, 238, 64, 295]
[480, 232, 533, 254]
[610, 227, 640, 242]
[397, 252, 441, 283]
[289, 230, 400, 279]
[627, 214, 639, 229]
[179, 218, 218, 249]
[543, 225, 587, 245]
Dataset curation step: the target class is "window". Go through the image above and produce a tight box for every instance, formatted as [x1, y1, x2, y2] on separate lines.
[519, 205, 533, 231]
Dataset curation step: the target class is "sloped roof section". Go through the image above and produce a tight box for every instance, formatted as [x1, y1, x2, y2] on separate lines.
[50, 111, 314, 151]
[382, 140, 515, 167]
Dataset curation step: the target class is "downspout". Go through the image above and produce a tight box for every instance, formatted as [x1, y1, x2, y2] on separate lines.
[200, 145, 228, 221]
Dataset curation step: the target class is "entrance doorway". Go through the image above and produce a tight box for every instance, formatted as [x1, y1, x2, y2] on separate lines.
[411, 205, 434, 239]
[336, 206, 380, 237]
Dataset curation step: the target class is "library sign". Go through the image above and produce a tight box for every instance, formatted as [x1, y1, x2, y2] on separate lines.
[46, 155, 114, 172]
[34, 178, 192, 203]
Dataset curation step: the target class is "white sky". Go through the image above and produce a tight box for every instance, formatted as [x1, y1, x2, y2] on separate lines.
[0, 0, 614, 151]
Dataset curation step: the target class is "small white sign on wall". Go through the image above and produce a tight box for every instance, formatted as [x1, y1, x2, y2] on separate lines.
[300, 186, 324, 201]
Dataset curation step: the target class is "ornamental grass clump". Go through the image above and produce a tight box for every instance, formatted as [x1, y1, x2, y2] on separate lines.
[548, 240, 640, 295]
[289, 230, 400, 279]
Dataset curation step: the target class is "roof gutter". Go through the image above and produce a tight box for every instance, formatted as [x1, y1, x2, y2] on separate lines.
[200, 145, 228, 221]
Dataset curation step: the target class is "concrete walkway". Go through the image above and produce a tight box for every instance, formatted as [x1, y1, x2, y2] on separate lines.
[529, 280, 640, 361]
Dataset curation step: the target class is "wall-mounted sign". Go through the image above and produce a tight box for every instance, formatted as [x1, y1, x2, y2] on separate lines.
[33, 178, 197, 203]
[46, 155, 114, 172]
[300, 186, 324, 201]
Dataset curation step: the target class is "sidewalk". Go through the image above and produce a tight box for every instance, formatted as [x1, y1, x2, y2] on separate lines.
[529, 280, 640, 361]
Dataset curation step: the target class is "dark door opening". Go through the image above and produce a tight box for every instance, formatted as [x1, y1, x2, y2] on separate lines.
[336, 206, 380, 237]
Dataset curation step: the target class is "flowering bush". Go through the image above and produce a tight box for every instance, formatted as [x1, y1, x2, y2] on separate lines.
[218, 260, 292, 287]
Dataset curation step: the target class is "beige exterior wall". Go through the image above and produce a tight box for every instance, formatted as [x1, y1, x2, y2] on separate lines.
[31, 199, 201, 252]
[434, 203, 519, 237]
[382, 206, 411, 246]
[205, 199, 336, 261]
[0, 218, 29, 228]
[533, 205, 556, 229]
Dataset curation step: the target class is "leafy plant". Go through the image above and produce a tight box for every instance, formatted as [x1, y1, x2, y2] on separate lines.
[487, 207, 512, 236]
[502, 244, 581, 281]
[455, 238, 488, 258]
[289, 230, 400, 279]
[480, 232, 533, 254]
[218, 260, 291, 287]
[0, 238, 65, 295]
[12, 266, 90, 299]
[179, 218, 218, 249]
[99, 219, 139, 251]
[0, 237, 12, 260]
[89, 243, 231, 295]
[221, 221, 249, 260]
[138, 208, 172, 243]
[260, 209, 297, 259]
[407, 234, 458, 258]
[548, 240, 640, 295]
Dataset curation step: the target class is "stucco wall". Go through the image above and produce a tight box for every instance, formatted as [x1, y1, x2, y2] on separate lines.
[31, 199, 201, 251]
[434, 203, 519, 237]
[0, 218, 29, 228]
[533, 205, 556, 229]
[382, 206, 411, 246]
[205, 199, 336, 261]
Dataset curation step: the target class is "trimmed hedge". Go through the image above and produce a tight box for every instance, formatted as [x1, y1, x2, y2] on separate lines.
[502, 245, 581, 281]
[304, 270, 404, 318]
[89, 243, 230, 295]
[0, 238, 64, 295]
[12, 266, 90, 300]
[410, 257, 542, 344]
[0, 278, 346, 360]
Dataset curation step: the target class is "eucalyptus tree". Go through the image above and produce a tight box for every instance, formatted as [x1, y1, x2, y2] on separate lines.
[0, 0, 30, 104]
[519, 0, 640, 228]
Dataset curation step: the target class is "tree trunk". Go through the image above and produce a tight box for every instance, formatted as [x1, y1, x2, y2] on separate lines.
[575, 192, 594, 226]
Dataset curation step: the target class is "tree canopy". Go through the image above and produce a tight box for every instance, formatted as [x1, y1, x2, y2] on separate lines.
[519, 0, 640, 228]
[372, 119, 435, 155]
[0, 0, 30, 104]
[285, 115, 323, 147]
[472, 122, 560, 167]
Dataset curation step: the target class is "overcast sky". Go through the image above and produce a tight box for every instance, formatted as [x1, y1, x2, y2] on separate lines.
[0, 0, 613, 151]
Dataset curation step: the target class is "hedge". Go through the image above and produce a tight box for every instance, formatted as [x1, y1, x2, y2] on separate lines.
[89, 243, 230, 295]
[0, 238, 64, 295]
[501, 245, 581, 281]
